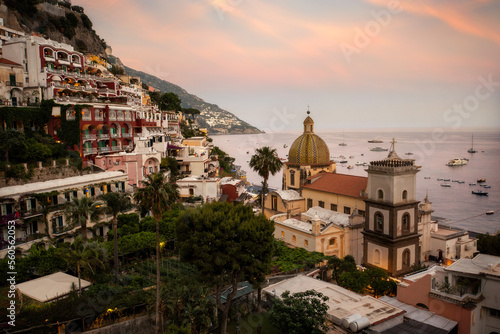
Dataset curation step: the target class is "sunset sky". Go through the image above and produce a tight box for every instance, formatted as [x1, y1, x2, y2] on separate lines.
[73, 0, 500, 130]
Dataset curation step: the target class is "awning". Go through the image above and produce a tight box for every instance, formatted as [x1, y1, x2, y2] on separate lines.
[167, 143, 183, 150]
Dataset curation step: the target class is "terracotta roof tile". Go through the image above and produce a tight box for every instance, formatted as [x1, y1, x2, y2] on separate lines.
[302, 172, 367, 198]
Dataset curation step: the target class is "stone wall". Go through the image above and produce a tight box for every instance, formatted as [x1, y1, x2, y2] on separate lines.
[81, 315, 155, 334]
[0, 160, 91, 188]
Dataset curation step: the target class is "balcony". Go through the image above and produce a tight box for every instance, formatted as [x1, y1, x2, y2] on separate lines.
[122, 132, 132, 138]
[95, 116, 104, 122]
[117, 116, 125, 121]
[83, 148, 98, 156]
[110, 133, 121, 138]
[98, 133, 110, 139]
[98, 147, 110, 153]
[5, 81, 23, 87]
[110, 145, 122, 152]
[123, 144, 133, 151]
[83, 134, 97, 141]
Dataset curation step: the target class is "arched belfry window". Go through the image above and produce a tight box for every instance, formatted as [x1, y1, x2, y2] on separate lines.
[375, 212, 384, 233]
[402, 248, 411, 268]
[374, 249, 381, 264]
[402, 190, 408, 201]
[378, 189, 384, 200]
[290, 170, 295, 186]
[402, 213, 411, 234]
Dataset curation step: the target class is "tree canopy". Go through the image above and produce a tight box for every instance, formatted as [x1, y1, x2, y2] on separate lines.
[270, 290, 329, 334]
[176, 202, 275, 334]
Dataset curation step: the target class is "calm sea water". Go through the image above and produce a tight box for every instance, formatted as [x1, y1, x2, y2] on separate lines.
[213, 128, 500, 235]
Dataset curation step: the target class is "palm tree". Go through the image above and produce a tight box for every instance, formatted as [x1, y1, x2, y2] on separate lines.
[61, 237, 107, 296]
[249, 146, 283, 215]
[99, 192, 132, 282]
[65, 197, 101, 241]
[134, 173, 179, 333]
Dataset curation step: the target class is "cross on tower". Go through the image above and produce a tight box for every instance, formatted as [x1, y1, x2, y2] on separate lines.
[307, 105, 310, 114]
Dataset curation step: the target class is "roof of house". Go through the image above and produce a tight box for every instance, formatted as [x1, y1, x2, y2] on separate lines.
[275, 217, 312, 233]
[219, 177, 243, 186]
[303, 206, 350, 227]
[16, 272, 91, 303]
[302, 172, 367, 198]
[0, 171, 128, 198]
[263, 276, 404, 327]
[0, 58, 22, 67]
[378, 296, 457, 333]
[273, 189, 303, 201]
[446, 253, 500, 277]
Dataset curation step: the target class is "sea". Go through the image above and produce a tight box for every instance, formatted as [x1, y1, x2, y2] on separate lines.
[212, 128, 500, 235]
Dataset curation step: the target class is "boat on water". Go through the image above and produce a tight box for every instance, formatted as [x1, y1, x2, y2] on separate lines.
[347, 165, 354, 169]
[441, 183, 451, 187]
[437, 178, 444, 181]
[424, 177, 431, 179]
[405, 152, 413, 155]
[483, 185, 491, 189]
[477, 178, 486, 183]
[349, 156, 355, 159]
[469, 183, 476, 186]
[443, 178, 450, 182]
[472, 190, 488, 196]
[468, 134, 477, 153]
[370, 147, 388, 152]
[338, 160, 348, 164]
[452, 180, 459, 182]
[368, 139, 383, 143]
[355, 161, 365, 166]
[486, 211, 495, 215]
[446, 158, 468, 166]
[339, 129, 347, 146]
[458, 181, 465, 184]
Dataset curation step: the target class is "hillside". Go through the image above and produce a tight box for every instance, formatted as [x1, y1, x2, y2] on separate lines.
[0, 0, 261, 135]
[114, 59, 261, 135]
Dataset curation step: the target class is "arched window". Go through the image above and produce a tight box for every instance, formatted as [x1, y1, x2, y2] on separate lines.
[66, 108, 76, 120]
[375, 212, 384, 232]
[402, 213, 410, 234]
[402, 190, 408, 201]
[292, 235, 297, 243]
[402, 249, 411, 268]
[82, 108, 91, 121]
[374, 249, 380, 264]
[304, 240, 308, 247]
[378, 189, 384, 200]
[290, 170, 295, 186]
[94, 109, 103, 121]
[281, 231, 285, 238]
[416, 303, 429, 310]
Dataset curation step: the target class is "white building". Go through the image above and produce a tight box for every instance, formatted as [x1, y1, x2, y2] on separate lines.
[176, 176, 221, 203]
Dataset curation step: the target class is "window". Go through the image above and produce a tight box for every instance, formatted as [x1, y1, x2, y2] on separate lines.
[358, 210, 365, 217]
[402, 249, 410, 268]
[344, 207, 351, 215]
[490, 308, 500, 318]
[330, 204, 337, 211]
[329, 238, 335, 246]
[290, 170, 295, 186]
[375, 212, 384, 232]
[304, 240, 308, 247]
[378, 189, 384, 200]
[65, 192, 71, 202]
[149, 166, 154, 174]
[189, 189, 194, 196]
[82, 108, 91, 121]
[271, 195, 278, 211]
[73, 191, 77, 199]
[281, 231, 285, 238]
[318, 201, 324, 208]
[66, 108, 76, 120]
[402, 190, 408, 201]
[307, 198, 313, 209]
[402, 213, 410, 234]
[292, 235, 296, 243]
[374, 249, 380, 264]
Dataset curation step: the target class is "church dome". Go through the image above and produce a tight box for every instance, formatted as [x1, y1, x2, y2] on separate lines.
[288, 112, 331, 165]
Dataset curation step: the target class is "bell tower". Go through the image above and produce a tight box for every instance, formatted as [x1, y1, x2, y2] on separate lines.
[362, 139, 421, 276]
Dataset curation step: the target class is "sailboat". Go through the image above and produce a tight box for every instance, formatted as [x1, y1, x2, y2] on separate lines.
[467, 134, 477, 153]
[339, 129, 347, 146]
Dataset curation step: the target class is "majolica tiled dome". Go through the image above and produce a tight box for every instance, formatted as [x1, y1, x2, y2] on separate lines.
[288, 112, 330, 165]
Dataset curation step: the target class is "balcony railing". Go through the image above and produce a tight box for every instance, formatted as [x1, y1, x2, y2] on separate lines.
[83, 134, 97, 141]
[123, 144, 133, 151]
[122, 133, 132, 138]
[83, 148, 98, 156]
[110, 133, 120, 138]
[98, 134, 110, 139]
[5, 81, 23, 87]
[95, 116, 104, 121]
[110, 145, 122, 152]
[98, 147, 110, 153]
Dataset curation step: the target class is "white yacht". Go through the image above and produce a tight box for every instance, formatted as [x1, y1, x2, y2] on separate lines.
[446, 158, 468, 166]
